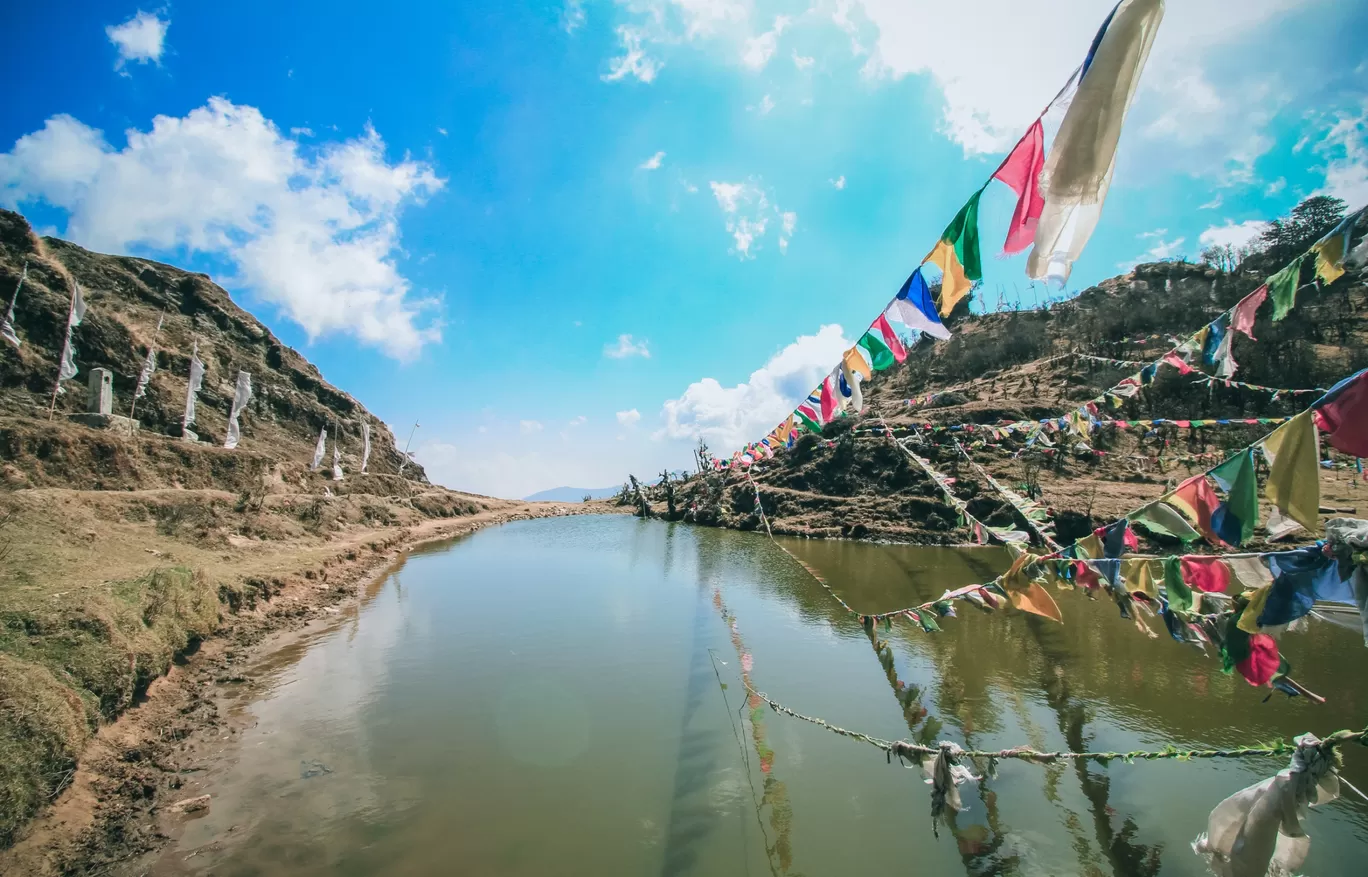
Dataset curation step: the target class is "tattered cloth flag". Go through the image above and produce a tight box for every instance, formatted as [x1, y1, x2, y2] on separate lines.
[182, 340, 205, 437]
[795, 396, 822, 433]
[311, 427, 327, 470]
[1231, 285, 1267, 339]
[860, 315, 906, 368]
[1193, 734, 1341, 877]
[842, 345, 873, 382]
[1129, 501, 1202, 543]
[360, 420, 372, 473]
[133, 315, 164, 402]
[1027, 0, 1165, 286]
[1169, 473, 1226, 546]
[332, 440, 344, 481]
[1310, 208, 1361, 285]
[819, 371, 841, 422]
[888, 268, 952, 340]
[1210, 449, 1259, 546]
[925, 190, 983, 317]
[2, 261, 26, 349]
[224, 371, 253, 449]
[55, 281, 88, 392]
[838, 363, 864, 412]
[1262, 411, 1321, 532]
[994, 119, 1047, 255]
[1311, 367, 1368, 457]
[1266, 255, 1306, 322]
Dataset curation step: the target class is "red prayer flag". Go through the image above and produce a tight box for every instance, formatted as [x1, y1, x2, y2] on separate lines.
[819, 373, 839, 422]
[1231, 285, 1267, 340]
[1074, 561, 1101, 590]
[1312, 369, 1368, 457]
[993, 119, 1045, 255]
[1236, 634, 1280, 687]
[1161, 352, 1194, 375]
[871, 314, 908, 363]
[1179, 556, 1231, 593]
[1169, 474, 1225, 546]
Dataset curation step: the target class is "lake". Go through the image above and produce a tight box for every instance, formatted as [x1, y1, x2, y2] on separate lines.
[139, 515, 1368, 876]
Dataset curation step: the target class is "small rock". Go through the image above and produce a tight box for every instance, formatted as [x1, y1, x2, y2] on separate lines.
[169, 794, 211, 814]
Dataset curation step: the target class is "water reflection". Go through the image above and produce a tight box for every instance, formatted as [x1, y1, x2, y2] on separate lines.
[136, 518, 1366, 877]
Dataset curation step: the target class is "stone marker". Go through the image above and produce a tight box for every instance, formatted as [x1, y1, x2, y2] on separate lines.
[68, 367, 140, 436]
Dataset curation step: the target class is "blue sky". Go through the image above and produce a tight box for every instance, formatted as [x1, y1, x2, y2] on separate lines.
[2, 1, 1366, 497]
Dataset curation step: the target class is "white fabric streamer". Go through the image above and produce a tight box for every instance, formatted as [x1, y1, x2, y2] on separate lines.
[311, 427, 327, 470]
[360, 421, 371, 474]
[1193, 734, 1341, 877]
[133, 315, 164, 401]
[182, 340, 205, 436]
[55, 281, 88, 392]
[332, 441, 344, 481]
[2, 261, 26, 349]
[1027, 0, 1165, 285]
[841, 362, 864, 412]
[224, 370, 253, 449]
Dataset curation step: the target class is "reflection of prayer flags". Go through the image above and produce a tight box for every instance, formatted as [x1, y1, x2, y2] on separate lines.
[925, 190, 983, 316]
[1266, 256, 1305, 321]
[1262, 411, 1321, 532]
[993, 119, 1046, 254]
[887, 268, 952, 340]
[1231, 285, 1266, 339]
[1311, 368, 1368, 457]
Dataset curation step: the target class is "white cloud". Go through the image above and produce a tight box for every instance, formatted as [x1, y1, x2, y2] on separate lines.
[1199, 219, 1270, 251]
[1199, 194, 1223, 210]
[792, 50, 815, 70]
[709, 178, 792, 258]
[106, 10, 169, 72]
[639, 150, 666, 170]
[1144, 236, 1185, 260]
[603, 26, 662, 83]
[437, 127, 448, 136]
[604, 333, 651, 358]
[563, 0, 587, 33]
[0, 99, 444, 359]
[830, 175, 846, 189]
[290, 127, 314, 137]
[658, 324, 851, 448]
[617, 408, 642, 426]
[1314, 99, 1368, 207]
[1264, 177, 1287, 196]
[568, 415, 588, 426]
[742, 16, 789, 69]
[750, 93, 776, 115]
[520, 420, 544, 434]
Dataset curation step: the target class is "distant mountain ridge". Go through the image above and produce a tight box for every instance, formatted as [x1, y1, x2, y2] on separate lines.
[524, 485, 620, 502]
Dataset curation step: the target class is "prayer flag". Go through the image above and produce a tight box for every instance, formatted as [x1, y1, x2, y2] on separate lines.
[182, 341, 205, 437]
[1162, 557, 1194, 612]
[224, 370, 253, 449]
[311, 427, 326, 470]
[841, 345, 873, 382]
[994, 119, 1046, 255]
[1258, 547, 1346, 628]
[1169, 474, 1225, 545]
[888, 268, 951, 339]
[55, 281, 88, 390]
[1266, 256, 1305, 321]
[1180, 555, 1232, 594]
[1129, 501, 1202, 543]
[2, 261, 25, 349]
[1310, 209, 1359, 284]
[133, 315, 163, 402]
[839, 361, 864, 411]
[925, 190, 983, 317]
[1311, 368, 1368, 457]
[1235, 634, 1280, 687]
[1123, 557, 1158, 598]
[819, 372, 840, 422]
[795, 404, 822, 434]
[1231, 285, 1266, 339]
[361, 421, 372, 473]
[333, 440, 344, 481]
[1027, 0, 1165, 285]
[1161, 351, 1193, 374]
[1002, 554, 1063, 623]
[1211, 450, 1259, 546]
[1262, 411, 1321, 532]
[861, 316, 905, 368]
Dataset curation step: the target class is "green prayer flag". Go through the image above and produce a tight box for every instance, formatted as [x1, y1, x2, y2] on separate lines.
[1128, 502, 1203, 543]
[1266, 255, 1305, 321]
[1162, 557, 1193, 613]
[858, 331, 896, 371]
[1211, 450, 1259, 545]
[943, 190, 984, 284]
[795, 410, 822, 434]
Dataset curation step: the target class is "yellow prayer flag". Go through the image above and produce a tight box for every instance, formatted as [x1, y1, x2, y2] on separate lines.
[842, 346, 872, 381]
[1237, 586, 1272, 635]
[1312, 236, 1347, 285]
[1002, 554, 1063, 623]
[1074, 533, 1104, 560]
[1122, 558, 1158, 598]
[1262, 411, 1321, 532]
[925, 239, 972, 317]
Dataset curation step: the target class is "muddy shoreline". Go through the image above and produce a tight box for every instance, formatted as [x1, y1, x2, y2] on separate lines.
[0, 503, 620, 877]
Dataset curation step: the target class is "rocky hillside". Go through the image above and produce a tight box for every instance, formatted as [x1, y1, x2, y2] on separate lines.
[0, 209, 424, 488]
[671, 203, 1367, 545]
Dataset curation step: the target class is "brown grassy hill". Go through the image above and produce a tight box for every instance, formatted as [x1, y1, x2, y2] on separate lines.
[0, 209, 421, 487]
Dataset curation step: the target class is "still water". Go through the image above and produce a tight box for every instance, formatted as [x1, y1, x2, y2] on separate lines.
[148, 515, 1366, 876]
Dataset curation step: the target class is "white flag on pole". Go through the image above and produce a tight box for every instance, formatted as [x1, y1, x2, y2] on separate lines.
[55, 281, 87, 392]
[332, 441, 343, 481]
[133, 315, 164, 400]
[360, 421, 371, 474]
[2, 261, 26, 349]
[224, 370, 253, 449]
[182, 341, 205, 436]
[311, 427, 327, 470]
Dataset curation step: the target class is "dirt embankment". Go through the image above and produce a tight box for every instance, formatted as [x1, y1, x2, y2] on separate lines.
[0, 438, 622, 874]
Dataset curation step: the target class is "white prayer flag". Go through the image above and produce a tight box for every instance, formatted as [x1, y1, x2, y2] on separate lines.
[2, 262, 26, 349]
[55, 281, 88, 391]
[182, 341, 205, 435]
[224, 370, 253, 449]
[360, 421, 371, 474]
[133, 315, 164, 401]
[311, 427, 327, 470]
[332, 442, 343, 481]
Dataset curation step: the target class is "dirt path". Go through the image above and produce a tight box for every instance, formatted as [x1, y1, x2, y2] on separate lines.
[0, 498, 621, 876]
